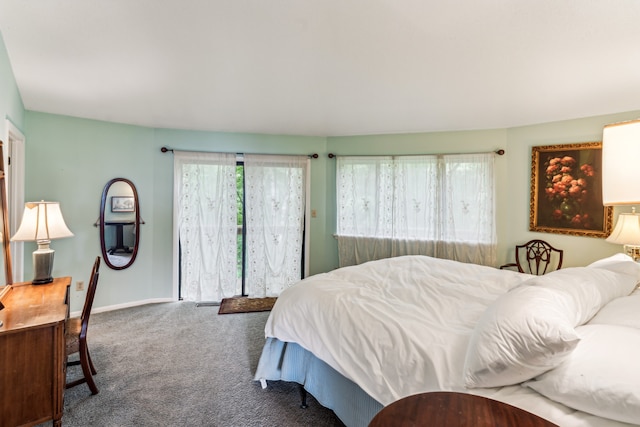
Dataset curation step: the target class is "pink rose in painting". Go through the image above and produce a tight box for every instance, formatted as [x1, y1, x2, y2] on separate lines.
[580, 164, 594, 177]
[553, 182, 565, 193]
[570, 214, 582, 225]
[569, 185, 582, 196]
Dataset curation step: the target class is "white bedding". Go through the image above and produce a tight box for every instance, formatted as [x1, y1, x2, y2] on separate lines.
[263, 254, 640, 427]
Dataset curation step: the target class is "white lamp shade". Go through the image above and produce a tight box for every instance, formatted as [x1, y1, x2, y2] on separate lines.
[606, 213, 640, 245]
[11, 201, 74, 242]
[602, 119, 640, 205]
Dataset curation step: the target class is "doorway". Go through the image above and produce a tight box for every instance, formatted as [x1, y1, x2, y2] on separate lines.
[4, 119, 25, 282]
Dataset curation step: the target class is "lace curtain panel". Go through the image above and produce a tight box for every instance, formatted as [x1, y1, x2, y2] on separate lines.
[174, 151, 238, 302]
[336, 153, 496, 267]
[244, 154, 309, 298]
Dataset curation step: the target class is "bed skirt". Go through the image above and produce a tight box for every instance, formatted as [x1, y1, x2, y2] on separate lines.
[254, 337, 383, 427]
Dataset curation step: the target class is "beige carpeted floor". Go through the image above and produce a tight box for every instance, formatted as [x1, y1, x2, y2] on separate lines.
[53, 302, 345, 427]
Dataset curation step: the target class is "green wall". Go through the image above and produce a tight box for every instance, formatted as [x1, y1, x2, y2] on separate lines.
[503, 111, 640, 268]
[3, 30, 639, 313]
[0, 31, 24, 135]
[328, 114, 640, 269]
[23, 113, 329, 312]
[18, 110, 640, 313]
[0, 30, 24, 288]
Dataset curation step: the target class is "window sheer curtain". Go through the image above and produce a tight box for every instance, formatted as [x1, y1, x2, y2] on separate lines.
[244, 154, 309, 298]
[336, 153, 496, 267]
[173, 151, 237, 302]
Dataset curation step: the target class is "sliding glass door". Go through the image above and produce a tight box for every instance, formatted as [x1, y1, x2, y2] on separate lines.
[174, 151, 309, 302]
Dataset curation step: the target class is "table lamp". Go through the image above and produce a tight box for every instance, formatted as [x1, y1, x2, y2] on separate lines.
[11, 201, 74, 284]
[602, 119, 640, 260]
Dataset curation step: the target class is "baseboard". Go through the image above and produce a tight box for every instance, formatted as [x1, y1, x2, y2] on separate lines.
[70, 297, 175, 318]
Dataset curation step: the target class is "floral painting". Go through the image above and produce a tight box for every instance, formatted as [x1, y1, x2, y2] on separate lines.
[530, 142, 612, 238]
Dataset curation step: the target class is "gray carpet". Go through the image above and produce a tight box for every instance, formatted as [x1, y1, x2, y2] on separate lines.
[56, 302, 346, 427]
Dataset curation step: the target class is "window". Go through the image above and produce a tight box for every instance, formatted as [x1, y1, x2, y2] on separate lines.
[336, 153, 496, 266]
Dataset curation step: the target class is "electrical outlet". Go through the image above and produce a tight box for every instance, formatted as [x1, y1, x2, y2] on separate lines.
[76, 281, 84, 291]
[311, 209, 317, 218]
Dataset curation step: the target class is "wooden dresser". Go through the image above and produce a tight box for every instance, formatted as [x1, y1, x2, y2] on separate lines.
[0, 277, 71, 427]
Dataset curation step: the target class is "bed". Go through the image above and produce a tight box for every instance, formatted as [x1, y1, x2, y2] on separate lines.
[254, 253, 640, 427]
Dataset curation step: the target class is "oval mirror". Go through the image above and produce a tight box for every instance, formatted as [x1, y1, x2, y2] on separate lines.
[99, 178, 140, 270]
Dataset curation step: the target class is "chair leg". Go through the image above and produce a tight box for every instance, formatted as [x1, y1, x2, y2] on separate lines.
[86, 347, 98, 375]
[79, 340, 99, 395]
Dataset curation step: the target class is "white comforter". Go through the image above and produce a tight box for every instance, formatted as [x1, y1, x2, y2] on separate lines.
[265, 255, 531, 405]
[264, 255, 638, 427]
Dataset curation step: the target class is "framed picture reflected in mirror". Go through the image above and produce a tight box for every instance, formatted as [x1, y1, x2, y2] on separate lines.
[111, 196, 135, 213]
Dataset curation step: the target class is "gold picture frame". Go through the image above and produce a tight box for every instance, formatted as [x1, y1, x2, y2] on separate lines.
[530, 142, 613, 238]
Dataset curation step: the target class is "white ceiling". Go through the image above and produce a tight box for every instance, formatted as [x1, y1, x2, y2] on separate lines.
[1, 0, 640, 137]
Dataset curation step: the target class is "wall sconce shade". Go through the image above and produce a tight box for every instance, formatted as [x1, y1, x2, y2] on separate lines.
[602, 119, 640, 205]
[11, 201, 73, 284]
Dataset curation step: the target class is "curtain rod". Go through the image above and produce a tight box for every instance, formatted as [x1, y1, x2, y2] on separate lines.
[327, 149, 505, 158]
[160, 147, 319, 158]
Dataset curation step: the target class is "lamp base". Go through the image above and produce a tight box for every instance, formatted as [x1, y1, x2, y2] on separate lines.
[32, 241, 55, 285]
[623, 244, 640, 262]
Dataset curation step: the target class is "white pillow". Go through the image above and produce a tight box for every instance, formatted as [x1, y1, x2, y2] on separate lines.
[588, 253, 640, 284]
[540, 263, 639, 325]
[589, 294, 640, 329]
[463, 284, 580, 389]
[525, 324, 640, 425]
[464, 264, 637, 389]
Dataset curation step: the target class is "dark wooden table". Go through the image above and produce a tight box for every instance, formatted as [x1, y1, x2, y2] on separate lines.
[369, 391, 559, 427]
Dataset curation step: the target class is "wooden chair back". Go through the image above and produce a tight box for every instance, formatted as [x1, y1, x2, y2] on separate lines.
[80, 256, 101, 340]
[501, 239, 563, 275]
[66, 255, 102, 394]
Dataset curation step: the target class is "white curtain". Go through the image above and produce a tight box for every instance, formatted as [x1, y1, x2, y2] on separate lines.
[174, 151, 237, 302]
[336, 153, 496, 267]
[244, 154, 309, 298]
[336, 156, 394, 238]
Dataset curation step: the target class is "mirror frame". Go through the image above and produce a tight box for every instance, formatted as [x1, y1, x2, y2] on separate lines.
[0, 141, 12, 285]
[99, 178, 140, 270]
